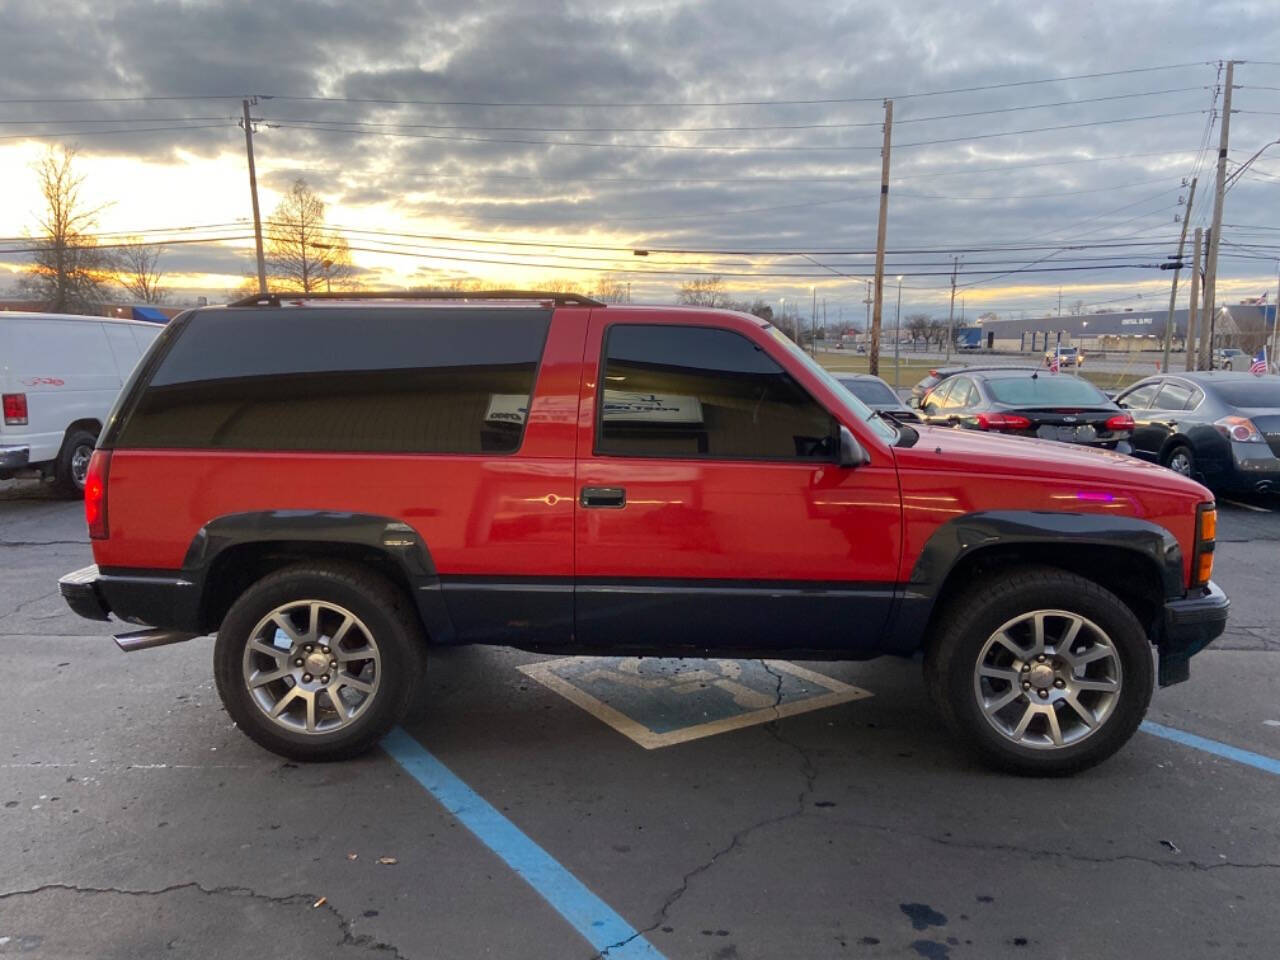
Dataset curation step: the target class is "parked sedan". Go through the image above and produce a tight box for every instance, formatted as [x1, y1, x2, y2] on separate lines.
[1114, 371, 1280, 493]
[909, 364, 1039, 404]
[836, 374, 921, 422]
[917, 369, 1133, 450]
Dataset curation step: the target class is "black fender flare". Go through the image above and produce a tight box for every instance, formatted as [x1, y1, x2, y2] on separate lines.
[182, 510, 455, 643]
[889, 509, 1183, 653]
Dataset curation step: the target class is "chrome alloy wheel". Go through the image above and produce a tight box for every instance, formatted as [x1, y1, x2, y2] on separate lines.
[70, 443, 93, 488]
[972, 610, 1123, 750]
[242, 600, 381, 734]
[1167, 450, 1193, 476]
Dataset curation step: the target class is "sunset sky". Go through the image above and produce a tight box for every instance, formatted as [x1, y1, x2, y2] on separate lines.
[1, 0, 1278, 320]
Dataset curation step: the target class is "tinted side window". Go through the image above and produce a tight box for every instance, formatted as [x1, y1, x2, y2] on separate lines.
[116, 308, 550, 454]
[1119, 382, 1160, 410]
[1154, 381, 1194, 411]
[596, 324, 835, 460]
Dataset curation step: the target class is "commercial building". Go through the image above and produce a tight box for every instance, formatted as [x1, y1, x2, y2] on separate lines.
[979, 304, 1277, 354]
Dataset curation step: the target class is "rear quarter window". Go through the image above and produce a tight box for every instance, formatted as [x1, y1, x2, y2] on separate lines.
[112, 307, 551, 454]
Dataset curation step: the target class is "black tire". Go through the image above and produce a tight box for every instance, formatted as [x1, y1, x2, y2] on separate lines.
[51, 427, 98, 499]
[924, 566, 1153, 776]
[214, 562, 426, 761]
[1162, 443, 1195, 479]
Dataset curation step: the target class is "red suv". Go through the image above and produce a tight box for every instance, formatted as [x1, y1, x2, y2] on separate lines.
[59, 292, 1228, 775]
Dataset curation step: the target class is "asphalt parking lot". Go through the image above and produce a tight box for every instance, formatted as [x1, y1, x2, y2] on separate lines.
[2, 480, 1278, 960]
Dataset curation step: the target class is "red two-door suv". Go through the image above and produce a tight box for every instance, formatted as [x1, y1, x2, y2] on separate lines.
[59, 292, 1228, 775]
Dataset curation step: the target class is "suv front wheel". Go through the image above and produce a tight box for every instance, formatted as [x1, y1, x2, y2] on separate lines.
[925, 567, 1153, 776]
[214, 562, 425, 761]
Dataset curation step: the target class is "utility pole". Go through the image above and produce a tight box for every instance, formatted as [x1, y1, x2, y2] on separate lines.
[810, 285, 817, 357]
[869, 99, 893, 377]
[945, 256, 959, 362]
[241, 98, 268, 295]
[1057, 288, 1062, 318]
[1271, 260, 1280, 370]
[1186, 227, 1202, 371]
[1203, 61, 1236, 356]
[1163, 177, 1197, 372]
[894, 275, 903, 390]
[1201, 228, 1214, 370]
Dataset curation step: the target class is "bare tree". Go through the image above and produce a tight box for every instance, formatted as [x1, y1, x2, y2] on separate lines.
[264, 179, 355, 292]
[589, 276, 628, 303]
[18, 146, 111, 313]
[1068, 299, 1086, 317]
[677, 275, 730, 307]
[540, 278, 582, 295]
[905, 313, 930, 347]
[114, 238, 166, 303]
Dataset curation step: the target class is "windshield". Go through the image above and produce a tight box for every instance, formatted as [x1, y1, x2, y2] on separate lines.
[1214, 379, 1280, 407]
[985, 375, 1109, 406]
[766, 326, 897, 441]
[839, 377, 899, 405]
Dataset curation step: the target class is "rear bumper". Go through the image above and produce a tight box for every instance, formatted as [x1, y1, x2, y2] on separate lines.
[59, 563, 201, 630]
[0, 444, 30, 476]
[1158, 580, 1229, 686]
[59, 564, 112, 621]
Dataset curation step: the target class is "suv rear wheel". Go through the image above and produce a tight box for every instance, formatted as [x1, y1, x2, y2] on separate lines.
[214, 562, 425, 761]
[925, 566, 1153, 776]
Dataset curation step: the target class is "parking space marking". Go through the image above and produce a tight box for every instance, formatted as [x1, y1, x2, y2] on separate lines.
[519, 657, 872, 749]
[381, 727, 667, 960]
[1141, 720, 1280, 776]
[1221, 499, 1273, 513]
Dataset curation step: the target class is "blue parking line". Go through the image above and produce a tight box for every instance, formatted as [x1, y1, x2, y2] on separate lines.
[1141, 720, 1280, 776]
[382, 727, 667, 960]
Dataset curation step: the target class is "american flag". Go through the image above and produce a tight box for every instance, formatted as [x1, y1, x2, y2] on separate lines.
[1250, 347, 1269, 376]
[1048, 350, 1061, 373]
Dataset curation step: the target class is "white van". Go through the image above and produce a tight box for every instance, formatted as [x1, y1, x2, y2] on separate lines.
[1, 312, 164, 497]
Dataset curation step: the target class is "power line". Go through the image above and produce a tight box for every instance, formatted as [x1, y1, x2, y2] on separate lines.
[246, 86, 1205, 135]
[0, 122, 232, 142]
[260, 61, 1211, 109]
[268, 109, 1207, 153]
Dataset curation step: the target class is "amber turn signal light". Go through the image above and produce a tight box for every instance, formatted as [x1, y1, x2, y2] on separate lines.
[1196, 550, 1214, 586]
[1199, 506, 1216, 543]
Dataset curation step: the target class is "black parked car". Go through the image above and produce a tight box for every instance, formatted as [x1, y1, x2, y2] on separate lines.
[1114, 371, 1280, 493]
[916, 369, 1133, 450]
[909, 364, 1039, 403]
[836, 374, 921, 422]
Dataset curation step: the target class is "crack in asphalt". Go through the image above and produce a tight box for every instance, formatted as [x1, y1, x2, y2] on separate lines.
[1, 590, 59, 621]
[0, 539, 89, 547]
[0, 883, 409, 958]
[591, 661, 815, 960]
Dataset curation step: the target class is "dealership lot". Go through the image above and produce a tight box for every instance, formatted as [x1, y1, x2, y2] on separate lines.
[1, 480, 1278, 960]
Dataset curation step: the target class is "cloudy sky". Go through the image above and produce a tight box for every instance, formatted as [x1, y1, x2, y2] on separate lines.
[1, 0, 1278, 321]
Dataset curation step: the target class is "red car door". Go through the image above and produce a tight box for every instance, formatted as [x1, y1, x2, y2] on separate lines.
[573, 310, 903, 653]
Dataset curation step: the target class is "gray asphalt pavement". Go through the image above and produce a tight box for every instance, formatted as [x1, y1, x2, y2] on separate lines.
[2, 478, 1278, 960]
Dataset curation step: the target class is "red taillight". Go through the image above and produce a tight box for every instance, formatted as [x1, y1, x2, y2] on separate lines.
[2, 392, 27, 425]
[1104, 413, 1134, 432]
[975, 412, 1032, 431]
[85, 450, 111, 540]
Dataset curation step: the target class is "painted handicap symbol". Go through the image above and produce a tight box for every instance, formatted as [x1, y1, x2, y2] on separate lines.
[519, 656, 872, 749]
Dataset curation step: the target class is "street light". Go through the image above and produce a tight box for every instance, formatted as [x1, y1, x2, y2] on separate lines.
[894, 275, 903, 390]
[810, 285, 817, 356]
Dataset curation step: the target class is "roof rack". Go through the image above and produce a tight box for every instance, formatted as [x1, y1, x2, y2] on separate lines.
[227, 289, 606, 308]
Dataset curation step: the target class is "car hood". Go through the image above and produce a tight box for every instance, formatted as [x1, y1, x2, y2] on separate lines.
[896, 423, 1210, 495]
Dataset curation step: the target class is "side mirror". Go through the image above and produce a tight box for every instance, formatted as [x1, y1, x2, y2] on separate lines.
[838, 425, 870, 468]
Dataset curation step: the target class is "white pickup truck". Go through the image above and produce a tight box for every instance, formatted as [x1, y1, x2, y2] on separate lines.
[1, 312, 163, 496]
